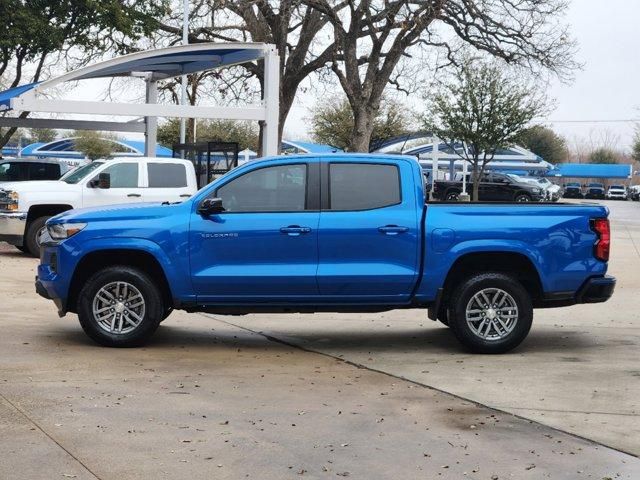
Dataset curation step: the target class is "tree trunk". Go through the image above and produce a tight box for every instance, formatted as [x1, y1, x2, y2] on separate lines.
[348, 106, 376, 152]
[471, 162, 480, 202]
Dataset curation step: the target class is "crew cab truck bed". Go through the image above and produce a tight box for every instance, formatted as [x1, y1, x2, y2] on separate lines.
[36, 154, 615, 353]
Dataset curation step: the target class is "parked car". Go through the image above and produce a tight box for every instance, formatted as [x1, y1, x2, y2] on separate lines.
[36, 154, 615, 354]
[563, 182, 583, 199]
[0, 157, 197, 256]
[629, 185, 640, 201]
[585, 183, 606, 200]
[606, 185, 628, 200]
[0, 158, 80, 184]
[515, 176, 562, 202]
[432, 172, 545, 202]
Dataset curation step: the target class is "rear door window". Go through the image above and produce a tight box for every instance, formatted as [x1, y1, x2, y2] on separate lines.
[147, 163, 188, 188]
[27, 162, 61, 180]
[328, 163, 400, 211]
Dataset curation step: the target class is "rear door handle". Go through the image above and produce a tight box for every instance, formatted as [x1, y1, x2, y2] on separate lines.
[127, 193, 141, 198]
[280, 225, 311, 236]
[378, 225, 409, 235]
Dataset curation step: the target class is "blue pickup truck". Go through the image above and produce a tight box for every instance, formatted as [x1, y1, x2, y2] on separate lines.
[35, 154, 615, 353]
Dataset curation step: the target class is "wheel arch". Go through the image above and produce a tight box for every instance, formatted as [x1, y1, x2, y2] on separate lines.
[67, 249, 173, 314]
[441, 251, 543, 307]
[26, 204, 73, 224]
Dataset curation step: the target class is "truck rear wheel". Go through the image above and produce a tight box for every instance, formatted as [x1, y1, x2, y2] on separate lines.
[77, 266, 163, 347]
[447, 272, 532, 354]
[25, 216, 51, 257]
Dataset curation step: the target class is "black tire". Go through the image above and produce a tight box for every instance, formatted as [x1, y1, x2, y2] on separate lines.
[445, 190, 461, 201]
[77, 266, 163, 347]
[160, 307, 174, 323]
[25, 216, 51, 257]
[515, 193, 531, 202]
[15, 245, 27, 253]
[437, 305, 450, 326]
[447, 272, 533, 354]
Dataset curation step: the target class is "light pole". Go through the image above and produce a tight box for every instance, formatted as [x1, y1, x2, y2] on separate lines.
[179, 0, 189, 146]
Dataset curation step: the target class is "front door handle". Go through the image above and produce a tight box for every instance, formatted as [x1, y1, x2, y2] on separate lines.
[180, 194, 191, 198]
[127, 193, 141, 198]
[378, 225, 409, 235]
[280, 225, 311, 236]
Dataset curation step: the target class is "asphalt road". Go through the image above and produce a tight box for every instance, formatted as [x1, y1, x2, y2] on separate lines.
[0, 199, 638, 479]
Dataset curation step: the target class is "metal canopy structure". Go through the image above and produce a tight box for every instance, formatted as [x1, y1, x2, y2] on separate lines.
[545, 163, 633, 179]
[0, 43, 280, 156]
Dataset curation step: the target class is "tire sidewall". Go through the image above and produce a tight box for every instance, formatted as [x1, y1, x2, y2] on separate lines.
[26, 216, 51, 257]
[77, 266, 163, 347]
[448, 273, 533, 354]
[515, 194, 531, 202]
[446, 191, 460, 201]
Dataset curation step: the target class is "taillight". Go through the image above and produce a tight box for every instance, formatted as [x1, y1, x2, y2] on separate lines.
[591, 218, 610, 262]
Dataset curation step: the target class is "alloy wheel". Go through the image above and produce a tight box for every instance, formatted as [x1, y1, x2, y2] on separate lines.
[465, 288, 518, 341]
[92, 281, 146, 334]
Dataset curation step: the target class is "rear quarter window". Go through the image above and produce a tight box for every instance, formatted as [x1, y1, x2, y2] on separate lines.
[329, 163, 401, 211]
[148, 163, 188, 188]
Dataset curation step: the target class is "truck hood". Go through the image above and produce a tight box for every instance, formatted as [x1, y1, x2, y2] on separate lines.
[49, 201, 188, 224]
[0, 180, 76, 193]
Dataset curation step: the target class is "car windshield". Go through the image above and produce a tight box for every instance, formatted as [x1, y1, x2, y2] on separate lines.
[506, 174, 524, 182]
[60, 162, 104, 184]
[567, 183, 580, 187]
[589, 183, 603, 188]
[610, 185, 624, 190]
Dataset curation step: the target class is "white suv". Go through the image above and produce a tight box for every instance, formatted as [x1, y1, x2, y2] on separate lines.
[0, 157, 197, 256]
[606, 185, 627, 201]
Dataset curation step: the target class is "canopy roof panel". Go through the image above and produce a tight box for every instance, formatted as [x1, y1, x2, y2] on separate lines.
[546, 163, 632, 179]
[0, 83, 39, 110]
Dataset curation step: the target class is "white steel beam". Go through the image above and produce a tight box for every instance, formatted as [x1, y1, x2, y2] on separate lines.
[261, 46, 280, 156]
[144, 79, 158, 157]
[11, 96, 267, 121]
[0, 117, 146, 133]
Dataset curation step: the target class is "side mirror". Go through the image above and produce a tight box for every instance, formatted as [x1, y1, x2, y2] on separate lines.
[197, 197, 225, 215]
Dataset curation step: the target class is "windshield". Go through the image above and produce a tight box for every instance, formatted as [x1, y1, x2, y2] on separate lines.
[610, 185, 625, 190]
[506, 174, 524, 182]
[589, 183, 603, 188]
[60, 162, 104, 184]
[567, 183, 580, 187]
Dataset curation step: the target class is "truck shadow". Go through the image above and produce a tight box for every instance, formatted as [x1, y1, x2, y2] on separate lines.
[111, 324, 598, 356]
[43, 319, 598, 356]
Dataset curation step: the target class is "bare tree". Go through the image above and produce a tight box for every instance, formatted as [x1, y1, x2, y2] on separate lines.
[156, 0, 348, 146]
[424, 60, 547, 201]
[304, 0, 577, 152]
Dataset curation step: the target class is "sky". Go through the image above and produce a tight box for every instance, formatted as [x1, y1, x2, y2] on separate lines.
[284, 0, 640, 151]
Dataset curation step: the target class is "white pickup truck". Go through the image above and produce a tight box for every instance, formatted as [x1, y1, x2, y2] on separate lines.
[0, 157, 197, 256]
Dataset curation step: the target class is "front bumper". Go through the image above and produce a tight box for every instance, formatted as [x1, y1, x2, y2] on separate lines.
[36, 239, 69, 316]
[576, 275, 616, 304]
[0, 211, 27, 246]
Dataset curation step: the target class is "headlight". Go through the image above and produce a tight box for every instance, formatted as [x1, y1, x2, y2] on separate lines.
[47, 223, 87, 240]
[2, 190, 19, 211]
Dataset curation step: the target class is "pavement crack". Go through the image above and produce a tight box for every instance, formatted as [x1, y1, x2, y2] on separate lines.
[0, 391, 103, 480]
[205, 313, 640, 460]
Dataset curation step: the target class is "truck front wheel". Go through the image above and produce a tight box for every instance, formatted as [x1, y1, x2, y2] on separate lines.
[77, 266, 163, 347]
[25, 216, 52, 257]
[447, 272, 533, 354]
